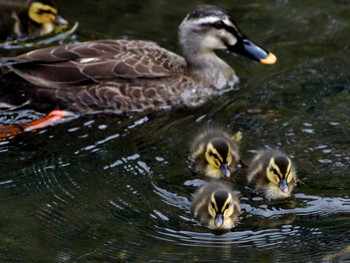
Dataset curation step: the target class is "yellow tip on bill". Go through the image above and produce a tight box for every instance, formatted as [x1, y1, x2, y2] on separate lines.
[260, 52, 277, 65]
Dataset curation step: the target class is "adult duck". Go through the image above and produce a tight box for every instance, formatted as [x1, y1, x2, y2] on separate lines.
[0, 5, 276, 135]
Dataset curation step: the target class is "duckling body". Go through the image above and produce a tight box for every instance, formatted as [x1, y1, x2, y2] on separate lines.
[190, 127, 242, 179]
[0, 0, 67, 41]
[0, 5, 276, 114]
[247, 149, 297, 200]
[192, 181, 240, 230]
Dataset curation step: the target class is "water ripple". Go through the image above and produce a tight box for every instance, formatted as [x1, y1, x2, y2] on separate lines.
[153, 226, 302, 249]
[149, 183, 350, 251]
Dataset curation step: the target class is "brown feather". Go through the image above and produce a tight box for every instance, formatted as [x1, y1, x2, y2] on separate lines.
[0, 5, 275, 113]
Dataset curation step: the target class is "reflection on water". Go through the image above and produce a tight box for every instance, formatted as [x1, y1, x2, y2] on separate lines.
[1, 0, 350, 262]
[1, 112, 350, 262]
[0, 22, 78, 51]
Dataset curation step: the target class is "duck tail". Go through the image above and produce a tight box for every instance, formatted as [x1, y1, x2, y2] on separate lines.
[0, 58, 24, 68]
[0, 71, 33, 110]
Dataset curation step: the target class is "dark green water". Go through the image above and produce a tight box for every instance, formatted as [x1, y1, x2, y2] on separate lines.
[1, 0, 350, 262]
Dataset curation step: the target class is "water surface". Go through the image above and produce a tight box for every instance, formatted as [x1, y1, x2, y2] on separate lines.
[1, 0, 350, 262]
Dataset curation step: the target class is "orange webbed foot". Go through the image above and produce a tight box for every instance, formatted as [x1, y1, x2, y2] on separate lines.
[0, 110, 75, 140]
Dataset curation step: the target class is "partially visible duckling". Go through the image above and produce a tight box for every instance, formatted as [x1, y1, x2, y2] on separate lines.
[191, 181, 241, 230]
[247, 149, 297, 200]
[190, 127, 242, 179]
[0, 0, 67, 41]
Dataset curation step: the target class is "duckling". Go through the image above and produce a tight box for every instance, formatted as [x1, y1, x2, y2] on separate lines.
[247, 149, 297, 200]
[191, 181, 241, 230]
[0, 0, 67, 41]
[190, 127, 242, 179]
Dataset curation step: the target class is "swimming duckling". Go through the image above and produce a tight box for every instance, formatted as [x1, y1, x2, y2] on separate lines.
[191, 181, 241, 230]
[190, 128, 242, 179]
[0, 0, 67, 41]
[247, 149, 297, 200]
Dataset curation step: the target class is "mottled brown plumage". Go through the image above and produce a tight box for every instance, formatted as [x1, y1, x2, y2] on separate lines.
[0, 5, 276, 114]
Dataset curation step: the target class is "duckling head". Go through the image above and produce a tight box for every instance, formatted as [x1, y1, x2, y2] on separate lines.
[28, 0, 67, 28]
[208, 189, 235, 228]
[266, 155, 293, 194]
[205, 138, 232, 178]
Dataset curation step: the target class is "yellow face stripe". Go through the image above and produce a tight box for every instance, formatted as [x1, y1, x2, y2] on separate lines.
[210, 193, 233, 214]
[205, 143, 223, 168]
[210, 193, 219, 211]
[267, 157, 292, 183]
[28, 2, 58, 24]
[221, 194, 232, 213]
[285, 161, 292, 182]
[205, 142, 232, 168]
[226, 150, 232, 164]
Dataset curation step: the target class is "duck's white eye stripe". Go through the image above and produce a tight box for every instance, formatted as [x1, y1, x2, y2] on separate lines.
[191, 16, 234, 28]
[192, 16, 221, 25]
[223, 18, 234, 27]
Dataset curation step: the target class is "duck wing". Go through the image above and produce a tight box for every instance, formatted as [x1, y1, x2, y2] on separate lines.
[8, 39, 186, 89]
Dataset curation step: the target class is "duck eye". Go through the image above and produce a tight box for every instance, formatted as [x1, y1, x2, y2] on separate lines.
[213, 21, 224, 29]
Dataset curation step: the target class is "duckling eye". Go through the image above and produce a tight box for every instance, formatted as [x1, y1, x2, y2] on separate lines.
[222, 203, 233, 216]
[209, 151, 219, 160]
[37, 9, 55, 15]
[223, 203, 230, 211]
[270, 167, 279, 176]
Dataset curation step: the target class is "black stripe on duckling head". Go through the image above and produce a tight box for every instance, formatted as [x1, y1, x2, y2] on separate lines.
[212, 189, 229, 227]
[270, 155, 291, 193]
[205, 138, 231, 178]
[30, 0, 57, 9]
[210, 138, 229, 161]
[213, 189, 230, 210]
[273, 155, 291, 179]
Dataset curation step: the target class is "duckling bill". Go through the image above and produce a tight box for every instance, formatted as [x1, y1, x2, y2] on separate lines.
[0, 0, 67, 41]
[247, 149, 297, 200]
[190, 128, 242, 179]
[191, 181, 241, 230]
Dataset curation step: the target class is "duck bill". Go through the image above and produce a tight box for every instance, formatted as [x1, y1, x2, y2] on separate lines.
[220, 163, 231, 178]
[279, 179, 289, 193]
[55, 15, 68, 25]
[214, 213, 224, 228]
[228, 37, 277, 65]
